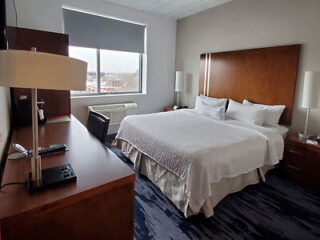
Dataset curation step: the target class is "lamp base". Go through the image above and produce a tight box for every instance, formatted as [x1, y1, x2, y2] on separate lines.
[28, 163, 77, 193]
[298, 132, 312, 139]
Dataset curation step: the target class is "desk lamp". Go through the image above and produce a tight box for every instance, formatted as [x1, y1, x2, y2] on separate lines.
[0, 48, 87, 192]
[299, 71, 320, 138]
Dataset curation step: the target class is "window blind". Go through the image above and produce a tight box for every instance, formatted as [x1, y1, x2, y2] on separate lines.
[63, 9, 145, 53]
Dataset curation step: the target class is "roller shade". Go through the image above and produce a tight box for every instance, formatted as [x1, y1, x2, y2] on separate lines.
[63, 9, 145, 53]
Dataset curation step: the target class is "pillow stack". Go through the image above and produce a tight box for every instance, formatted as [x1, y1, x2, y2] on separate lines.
[242, 99, 285, 126]
[195, 95, 227, 120]
[195, 95, 227, 108]
[194, 96, 285, 126]
[226, 99, 267, 126]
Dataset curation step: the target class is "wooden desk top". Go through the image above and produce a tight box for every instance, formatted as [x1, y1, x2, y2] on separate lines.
[0, 116, 135, 221]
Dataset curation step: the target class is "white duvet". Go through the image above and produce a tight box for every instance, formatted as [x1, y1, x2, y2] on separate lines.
[115, 109, 284, 213]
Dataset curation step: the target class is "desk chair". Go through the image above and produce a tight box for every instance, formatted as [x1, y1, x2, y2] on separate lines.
[87, 111, 110, 143]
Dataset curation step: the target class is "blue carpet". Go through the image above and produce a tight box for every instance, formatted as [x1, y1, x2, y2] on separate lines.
[106, 134, 320, 240]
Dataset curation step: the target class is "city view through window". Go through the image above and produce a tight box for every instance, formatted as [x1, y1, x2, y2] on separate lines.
[69, 46, 141, 95]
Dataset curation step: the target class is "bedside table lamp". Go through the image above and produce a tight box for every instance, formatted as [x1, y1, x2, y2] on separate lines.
[0, 48, 87, 191]
[175, 71, 183, 108]
[299, 71, 320, 138]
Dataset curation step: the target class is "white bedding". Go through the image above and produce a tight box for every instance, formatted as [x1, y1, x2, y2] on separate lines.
[261, 124, 289, 139]
[115, 109, 284, 214]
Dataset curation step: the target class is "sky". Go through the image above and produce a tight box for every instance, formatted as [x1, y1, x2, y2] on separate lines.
[69, 46, 139, 73]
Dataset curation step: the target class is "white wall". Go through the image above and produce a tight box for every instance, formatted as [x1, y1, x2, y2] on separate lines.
[176, 0, 320, 134]
[0, 87, 11, 161]
[6, 0, 177, 126]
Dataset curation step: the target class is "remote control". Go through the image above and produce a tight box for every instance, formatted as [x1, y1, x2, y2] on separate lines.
[28, 144, 68, 156]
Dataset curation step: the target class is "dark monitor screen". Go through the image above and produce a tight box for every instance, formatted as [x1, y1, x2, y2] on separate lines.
[0, 0, 7, 50]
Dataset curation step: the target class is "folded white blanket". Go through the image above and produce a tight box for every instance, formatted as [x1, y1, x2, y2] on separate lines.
[114, 109, 284, 213]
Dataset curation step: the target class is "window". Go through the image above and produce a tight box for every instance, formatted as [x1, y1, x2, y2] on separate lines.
[70, 46, 142, 95]
[69, 46, 98, 94]
[63, 8, 146, 96]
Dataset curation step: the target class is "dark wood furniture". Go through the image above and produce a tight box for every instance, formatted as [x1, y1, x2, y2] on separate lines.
[164, 106, 174, 112]
[0, 116, 135, 239]
[164, 106, 188, 112]
[6, 26, 71, 117]
[283, 133, 320, 193]
[0, 0, 6, 49]
[199, 44, 300, 125]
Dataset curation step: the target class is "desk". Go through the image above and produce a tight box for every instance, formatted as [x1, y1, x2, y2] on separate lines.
[0, 116, 135, 240]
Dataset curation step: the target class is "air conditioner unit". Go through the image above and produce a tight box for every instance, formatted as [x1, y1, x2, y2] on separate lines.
[88, 103, 138, 134]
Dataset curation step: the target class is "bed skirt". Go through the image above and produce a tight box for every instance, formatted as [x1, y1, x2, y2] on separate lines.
[113, 139, 273, 218]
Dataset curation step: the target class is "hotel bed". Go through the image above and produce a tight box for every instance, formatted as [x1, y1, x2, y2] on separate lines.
[114, 44, 300, 217]
[113, 109, 288, 217]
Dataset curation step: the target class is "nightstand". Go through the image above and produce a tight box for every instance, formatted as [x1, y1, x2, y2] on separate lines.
[283, 133, 320, 193]
[164, 106, 174, 112]
[164, 106, 188, 112]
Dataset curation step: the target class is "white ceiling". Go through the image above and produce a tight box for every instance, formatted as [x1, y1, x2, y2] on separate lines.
[104, 0, 232, 19]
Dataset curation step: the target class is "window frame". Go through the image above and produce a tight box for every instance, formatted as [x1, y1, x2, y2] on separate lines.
[71, 47, 143, 96]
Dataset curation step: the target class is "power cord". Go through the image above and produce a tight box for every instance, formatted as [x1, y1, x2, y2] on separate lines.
[13, 0, 18, 27]
[0, 181, 27, 190]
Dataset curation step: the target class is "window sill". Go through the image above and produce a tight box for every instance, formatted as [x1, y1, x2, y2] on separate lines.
[71, 92, 146, 99]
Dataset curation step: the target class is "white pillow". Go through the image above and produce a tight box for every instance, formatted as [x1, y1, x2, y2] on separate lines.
[195, 99, 225, 120]
[226, 99, 267, 126]
[195, 95, 227, 109]
[243, 99, 285, 126]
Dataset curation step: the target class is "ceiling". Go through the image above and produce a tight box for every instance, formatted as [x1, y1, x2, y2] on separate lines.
[104, 0, 232, 19]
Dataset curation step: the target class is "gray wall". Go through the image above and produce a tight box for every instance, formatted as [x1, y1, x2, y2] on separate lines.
[176, 0, 320, 134]
[0, 87, 11, 160]
[6, 0, 177, 125]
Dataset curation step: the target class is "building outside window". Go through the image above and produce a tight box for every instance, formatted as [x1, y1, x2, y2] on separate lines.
[69, 47, 142, 95]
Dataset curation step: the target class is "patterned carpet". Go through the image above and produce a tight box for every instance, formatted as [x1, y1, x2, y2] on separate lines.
[106, 134, 320, 240]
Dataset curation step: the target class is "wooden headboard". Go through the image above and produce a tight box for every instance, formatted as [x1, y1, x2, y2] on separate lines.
[199, 45, 300, 125]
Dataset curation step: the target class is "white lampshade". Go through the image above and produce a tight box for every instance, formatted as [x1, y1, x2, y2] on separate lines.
[175, 71, 183, 92]
[0, 50, 87, 90]
[301, 71, 320, 108]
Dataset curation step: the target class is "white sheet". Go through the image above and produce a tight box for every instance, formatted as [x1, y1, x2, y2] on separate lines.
[115, 109, 284, 214]
[116, 139, 262, 217]
[262, 124, 289, 139]
[225, 119, 289, 138]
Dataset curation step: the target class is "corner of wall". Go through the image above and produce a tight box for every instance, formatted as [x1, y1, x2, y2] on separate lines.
[0, 87, 11, 164]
